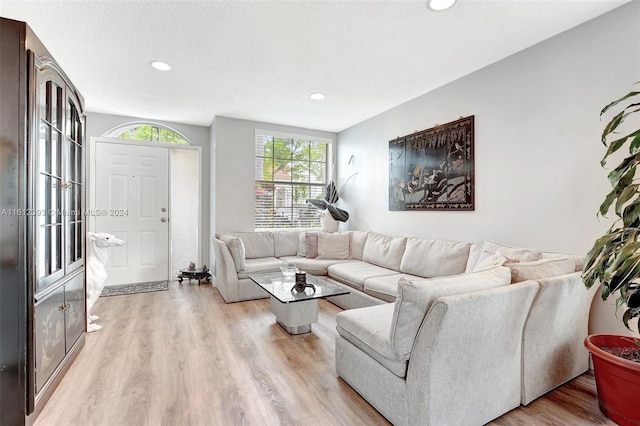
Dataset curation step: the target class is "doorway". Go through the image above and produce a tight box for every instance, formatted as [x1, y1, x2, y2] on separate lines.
[90, 137, 201, 286]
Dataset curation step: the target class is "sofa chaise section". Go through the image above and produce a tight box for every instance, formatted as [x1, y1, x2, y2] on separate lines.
[336, 276, 539, 425]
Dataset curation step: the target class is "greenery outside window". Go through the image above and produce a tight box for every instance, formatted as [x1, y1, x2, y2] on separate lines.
[255, 131, 333, 229]
[105, 123, 190, 145]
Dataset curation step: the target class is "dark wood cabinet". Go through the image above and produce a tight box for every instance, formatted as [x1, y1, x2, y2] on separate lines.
[0, 17, 86, 425]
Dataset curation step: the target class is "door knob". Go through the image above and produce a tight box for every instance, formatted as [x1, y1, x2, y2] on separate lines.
[161, 207, 167, 212]
[161, 217, 167, 222]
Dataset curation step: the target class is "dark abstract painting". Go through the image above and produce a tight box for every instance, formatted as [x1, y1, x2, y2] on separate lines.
[389, 116, 474, 211]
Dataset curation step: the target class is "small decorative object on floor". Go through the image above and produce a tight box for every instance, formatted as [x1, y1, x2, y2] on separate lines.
[292, 271, 315, 293]
[178, 266, 211, 284]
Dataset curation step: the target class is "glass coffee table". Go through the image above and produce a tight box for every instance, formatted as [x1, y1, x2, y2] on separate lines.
[249, 271, 349, 334]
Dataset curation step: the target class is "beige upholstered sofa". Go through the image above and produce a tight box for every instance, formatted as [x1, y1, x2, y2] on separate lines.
[212, 230, 597, 425]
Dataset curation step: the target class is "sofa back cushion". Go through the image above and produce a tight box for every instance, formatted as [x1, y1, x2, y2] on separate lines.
[506, 258, 576, 283]
[390, 266, 512, 359]
[399, 237, 471, 278]
[465, 243, 482, 273]
[350, 231, 369, 260]
[362, 232, 407, 271]
[540, 251, 585, 271]
[217, 234, 246, 272]
[273, 231, 300, 257]
[228, 231, 274, 259]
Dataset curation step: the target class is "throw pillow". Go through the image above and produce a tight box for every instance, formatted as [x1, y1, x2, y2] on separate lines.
[297, 232, 307, 257]
[506, 257, 576, 283]
[317, 232, 350, 260]
[472, 249, 507, 272]
[305, 232, 319, 259]
[474, 240, 542, 270]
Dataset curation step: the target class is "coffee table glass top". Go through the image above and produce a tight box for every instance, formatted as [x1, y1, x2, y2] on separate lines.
[249, 272, 349, 304]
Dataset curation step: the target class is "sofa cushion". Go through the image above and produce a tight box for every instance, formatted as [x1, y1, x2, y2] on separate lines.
[317, 232, 350, 260]
[350, 231, 369, 260]
[218, 234, 246, 272]
[399, 237, 471, 278]
[475, 240, 543, 269]
[336, 304, 408, 378]
[237, 257, 283, 279]
[363, 274, 423, 303]
[506, 258, 576, 283]
[279, 256, 354, 276]
[541, 252, 585, 271]
[465, 243, 482, 273]
[229, 231, 275, 259]
[328, 261, 399, 291]
[273, 231, 300, 258]
[362, 232, 407, 271]
[390, 266, 512, 359]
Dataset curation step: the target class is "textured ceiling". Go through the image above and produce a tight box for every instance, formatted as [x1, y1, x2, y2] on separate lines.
[0, 0, 630, 132]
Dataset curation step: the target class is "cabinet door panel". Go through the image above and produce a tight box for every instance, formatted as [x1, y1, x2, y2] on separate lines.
[64, 273, 85, 351]
[34, 287, 66, 393]
[65, 92, 84, 274]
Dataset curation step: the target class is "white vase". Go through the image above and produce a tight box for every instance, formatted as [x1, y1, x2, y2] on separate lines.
[320, 210, 339, 232]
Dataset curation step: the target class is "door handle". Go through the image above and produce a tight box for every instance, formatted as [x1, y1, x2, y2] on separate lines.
[161, 217, 167, 223]
[161, 207, 167, 212]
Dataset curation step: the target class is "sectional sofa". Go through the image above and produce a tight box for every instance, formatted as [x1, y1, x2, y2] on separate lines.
[213, 230, 597, 425]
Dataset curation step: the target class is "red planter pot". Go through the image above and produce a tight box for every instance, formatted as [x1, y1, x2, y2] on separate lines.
[585, 334, 640, 425]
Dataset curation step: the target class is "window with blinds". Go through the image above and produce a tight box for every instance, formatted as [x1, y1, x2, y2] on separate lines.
[255, 132, 333, 229]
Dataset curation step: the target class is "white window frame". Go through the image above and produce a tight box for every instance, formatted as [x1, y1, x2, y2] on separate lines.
[254, 129, 334, 230]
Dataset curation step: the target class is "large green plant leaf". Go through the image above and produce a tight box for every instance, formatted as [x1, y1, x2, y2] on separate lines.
[615, 184, 640, 216]
[601, 130, 640, 164]
[607, 154, 639, 188]
[623, 200, 640, 227]
[589, 85, 640, 331]
[601, 90, 640, 116]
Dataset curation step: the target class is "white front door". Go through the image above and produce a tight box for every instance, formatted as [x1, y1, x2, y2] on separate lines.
[95, 142, 169, 285]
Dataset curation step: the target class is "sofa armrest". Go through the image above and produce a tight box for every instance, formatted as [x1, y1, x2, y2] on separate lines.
[520, 271, 598, 404]
[406, 281, 538, 426]
[212, 237, 240, 302]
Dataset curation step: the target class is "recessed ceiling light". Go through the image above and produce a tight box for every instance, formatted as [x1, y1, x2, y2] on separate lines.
[428, 0, 457, 11]
[150, 61, 172, 71]
[309, 93, 326, 101]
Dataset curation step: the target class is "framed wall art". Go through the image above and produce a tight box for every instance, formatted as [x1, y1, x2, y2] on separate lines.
[389, 115, 474, 211]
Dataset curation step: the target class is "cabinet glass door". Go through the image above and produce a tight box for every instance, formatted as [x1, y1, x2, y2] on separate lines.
[65, 92, 84, 273]
[36, 74, 65, 292]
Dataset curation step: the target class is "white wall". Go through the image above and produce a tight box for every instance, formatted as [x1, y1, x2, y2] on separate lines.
[86, 112, 212, 271]
[337, 2, 640, 335]
[213, 116, 336, 233]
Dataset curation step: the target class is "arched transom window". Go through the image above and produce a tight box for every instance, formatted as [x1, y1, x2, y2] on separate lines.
[104, 122, 190, 145]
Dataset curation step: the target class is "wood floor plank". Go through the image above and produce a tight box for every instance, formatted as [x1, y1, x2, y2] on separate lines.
[34, 282, 615, 426]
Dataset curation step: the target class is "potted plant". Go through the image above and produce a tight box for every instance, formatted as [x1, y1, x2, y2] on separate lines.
[583, 85, 640, 425]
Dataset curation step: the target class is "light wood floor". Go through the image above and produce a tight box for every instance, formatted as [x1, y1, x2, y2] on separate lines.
[34, 282, 615, 426]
